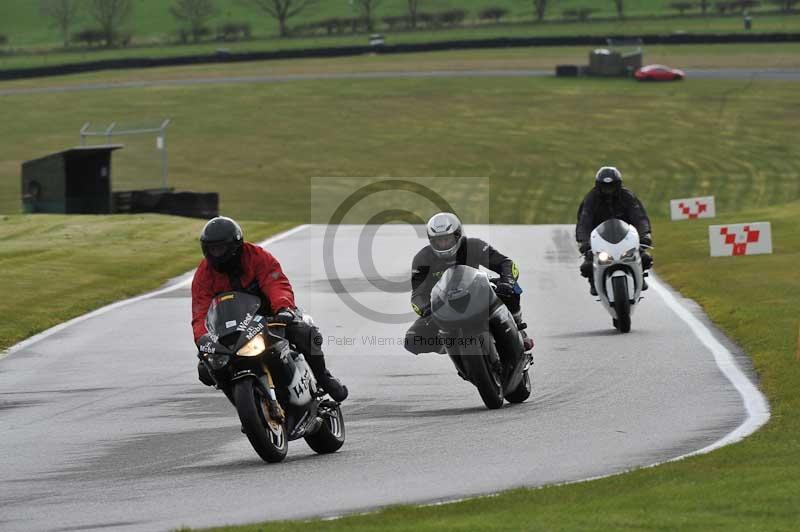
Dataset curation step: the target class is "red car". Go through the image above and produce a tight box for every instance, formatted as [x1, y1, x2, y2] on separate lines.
[634, 64, 685, 81]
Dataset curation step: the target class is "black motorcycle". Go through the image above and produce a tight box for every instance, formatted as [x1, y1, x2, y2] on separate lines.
[430, 265, 533, 409]
[197, 291, 345, 463]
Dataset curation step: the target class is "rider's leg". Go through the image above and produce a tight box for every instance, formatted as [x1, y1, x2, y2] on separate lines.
[580, 254, 597, 296]
[198, 360, 237, 406]
[641, 251, 653, 290]
[497, 291, 534, 352]
[404, 316, 442, 355]
[286, 319, 348, 402]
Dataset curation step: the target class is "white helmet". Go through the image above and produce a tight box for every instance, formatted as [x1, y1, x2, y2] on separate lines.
[427, 212, 464, 259]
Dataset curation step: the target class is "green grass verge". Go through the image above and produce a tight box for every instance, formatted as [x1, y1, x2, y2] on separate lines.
[194, 200, 800, 532]
[1, 8, 799, 71]
[1, 0, 797, 49]
[2, 76, 799, 224]
[0, 214, 291, 352]
[0, 62, 798, 530]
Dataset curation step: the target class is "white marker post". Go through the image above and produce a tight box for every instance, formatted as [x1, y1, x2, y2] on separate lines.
[709, 222, 773, 257]
[670, 196, 716, 220]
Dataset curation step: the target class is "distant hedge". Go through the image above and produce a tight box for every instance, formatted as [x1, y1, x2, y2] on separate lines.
[216, 22, 251, 41]
[478, 7, 509, 22]
[73, 28, 132, 47]
[297, 9, 469, 36]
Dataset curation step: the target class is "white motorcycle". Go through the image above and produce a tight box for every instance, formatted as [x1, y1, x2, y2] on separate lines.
[590, 219, 647, 333]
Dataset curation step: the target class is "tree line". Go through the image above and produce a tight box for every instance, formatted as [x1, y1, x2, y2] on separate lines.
[22, 0, 800, 51]
[668, 0, 799, 16]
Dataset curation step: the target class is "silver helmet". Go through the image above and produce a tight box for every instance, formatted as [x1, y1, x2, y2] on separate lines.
[427, 212, 464, 259]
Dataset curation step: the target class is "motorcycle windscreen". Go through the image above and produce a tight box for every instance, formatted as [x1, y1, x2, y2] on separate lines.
[205, 291, 262, 338]
[595, 219, 631, 244]
[431, 265, 495, 324]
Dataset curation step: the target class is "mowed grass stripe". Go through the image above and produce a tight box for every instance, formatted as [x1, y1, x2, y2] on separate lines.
[1, 77, 798, 224]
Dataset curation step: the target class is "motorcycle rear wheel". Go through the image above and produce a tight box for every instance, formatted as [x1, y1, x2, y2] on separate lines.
[234, 378, 288, 463]
[612, 276, 632, 333]
[304, 400, 346, 454]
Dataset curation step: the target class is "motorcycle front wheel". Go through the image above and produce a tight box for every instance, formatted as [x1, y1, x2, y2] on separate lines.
[462, 352, 504, 409]
[504, 369, 532, 404]
[234, 378, 288, 463]
[612, 276, 632, 333]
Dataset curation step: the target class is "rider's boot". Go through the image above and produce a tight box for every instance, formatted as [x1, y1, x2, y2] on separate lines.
[318, 370, 348, 402]
[589, 277, 598, 297]
[512, 311, 535, 352]
[641, 253, 653, 291]
[307, 355, 348, 402]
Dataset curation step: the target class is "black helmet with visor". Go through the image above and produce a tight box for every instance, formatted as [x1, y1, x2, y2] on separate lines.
[200, 216, 244, 272]
[595, 166, 623, 197]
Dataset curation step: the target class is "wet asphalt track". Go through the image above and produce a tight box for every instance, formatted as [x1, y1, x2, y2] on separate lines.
[0, 225, 762, 531]
[0, 68, 798, 96]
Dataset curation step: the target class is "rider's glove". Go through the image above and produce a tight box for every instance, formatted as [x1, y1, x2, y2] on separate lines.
[495, 279, 516, 298]
[640, 234, 653, 248]
[196, 333, 215, 355]
[274, 307, 297, 325]
[413, 303, 432, 318]
[579, 241, 591, 254]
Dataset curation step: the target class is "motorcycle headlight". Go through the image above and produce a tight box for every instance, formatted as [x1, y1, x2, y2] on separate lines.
[206, 353, 230, 370]
[621, 247, 638, 262]
[237, 333, 266, 357]
[597, 251, 613, 264]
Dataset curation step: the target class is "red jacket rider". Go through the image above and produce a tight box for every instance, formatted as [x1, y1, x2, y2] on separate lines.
[191, 217, 348, 402]
[191, 241, 294, 342]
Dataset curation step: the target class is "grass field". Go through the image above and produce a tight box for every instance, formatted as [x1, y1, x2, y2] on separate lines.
[2, 0, 797, 49]
[2, 15, 800, 71]
[2, 15, 800, 72]
[212, 199, 798, 532]
[1, 0, 799, 71]
[2, 73, 799, 223]
[0, 215, 290, 351]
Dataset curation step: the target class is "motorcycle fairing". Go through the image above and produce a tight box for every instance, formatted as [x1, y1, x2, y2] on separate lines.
[590, 220, 644, 319]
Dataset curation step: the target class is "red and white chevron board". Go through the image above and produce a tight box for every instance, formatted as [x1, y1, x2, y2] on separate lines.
[709, 222, 773, 257]
[670, 196, 716, 220]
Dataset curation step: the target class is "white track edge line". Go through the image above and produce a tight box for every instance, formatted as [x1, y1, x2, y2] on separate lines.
[648, 273, 770, 457]
[0, 224, 309, 361]
[2, 226, 772, 520]
[309, 270, 773, 523]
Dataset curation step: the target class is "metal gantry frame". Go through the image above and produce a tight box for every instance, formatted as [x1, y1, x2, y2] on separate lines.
[80, 119, 172, 188]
